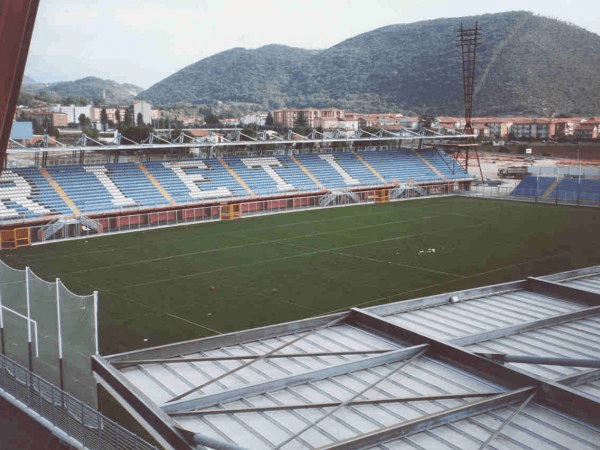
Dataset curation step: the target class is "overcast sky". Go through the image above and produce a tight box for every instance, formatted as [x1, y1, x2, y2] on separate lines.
[26, 0, 600, 88]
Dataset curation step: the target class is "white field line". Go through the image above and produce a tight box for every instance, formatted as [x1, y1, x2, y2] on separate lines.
[319, 249, 577, 315]
[279, 240, 462, 278]
[61, 214, 456, 276]
[98, 220, 492, 292]
[61, 276, 224, 335]
[24, 197, 503, 264]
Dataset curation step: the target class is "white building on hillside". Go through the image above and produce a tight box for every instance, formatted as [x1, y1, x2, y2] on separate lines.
[133, 100, 152, 125]
[49, 104, 92, 124]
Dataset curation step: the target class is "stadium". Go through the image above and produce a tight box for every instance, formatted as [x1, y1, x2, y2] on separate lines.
[2, 5, 600, 450]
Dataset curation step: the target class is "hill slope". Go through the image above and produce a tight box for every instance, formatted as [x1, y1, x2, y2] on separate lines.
[24, 77, 143, 105]
[138, 11, 600, 115]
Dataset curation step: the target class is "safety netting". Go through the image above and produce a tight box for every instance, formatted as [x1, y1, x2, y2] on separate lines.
[0, 259, 98, 407]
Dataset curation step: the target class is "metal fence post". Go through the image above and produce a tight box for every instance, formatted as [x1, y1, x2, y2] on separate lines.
[56, 278, 64, 390]
[0, 290, 4, 355]
[25, 267, 32, 371]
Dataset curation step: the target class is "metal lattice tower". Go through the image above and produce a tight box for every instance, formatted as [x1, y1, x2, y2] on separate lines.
[456, 21, 484, 181]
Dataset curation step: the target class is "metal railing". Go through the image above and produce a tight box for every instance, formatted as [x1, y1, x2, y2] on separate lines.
[461, 185, 600, 207]
[0, 352, 158, 450]
[28, 182, 466, 245]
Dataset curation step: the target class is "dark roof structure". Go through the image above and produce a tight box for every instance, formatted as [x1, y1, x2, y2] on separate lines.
[93, 266, 600, 449]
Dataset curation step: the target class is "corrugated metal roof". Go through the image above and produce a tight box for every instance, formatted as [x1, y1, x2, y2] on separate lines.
[94, 266, 600, 449]
[174, 355, 504, 449]
[120, 324, 401, 406]
[561, 274, 600, 294]
[380, 290, 582, 341]
[378, 403, 600, 450]
[465, 314, 600, 380]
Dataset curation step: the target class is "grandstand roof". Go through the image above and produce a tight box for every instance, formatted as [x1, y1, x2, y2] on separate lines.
[93, 266, 600, 450]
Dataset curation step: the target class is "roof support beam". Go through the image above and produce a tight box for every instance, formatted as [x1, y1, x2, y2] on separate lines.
[161, 344, 428, 414]
[317, 387, 536, 450]
[475, 353, 600, 368]
[479, 390, 537, 450]
[273, 349, 427, 450]
[112, 349, 392, 368]
[107, 311, 347, 363]
[347, 308, 536, 389]
[166, 315, 348, 403]
[363, 281, 524, 317]
[526, 277, 600, 306]
[451, 305, 600, 346]
[557, 368, 600, 387]
[348, 308, 600, 428]
[536, 265, 600, 283]
[6, 133, 478, 155]
[170, 392, 500, 417]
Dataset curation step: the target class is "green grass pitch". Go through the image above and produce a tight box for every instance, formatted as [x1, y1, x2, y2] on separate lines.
[3, 196, 600, 355]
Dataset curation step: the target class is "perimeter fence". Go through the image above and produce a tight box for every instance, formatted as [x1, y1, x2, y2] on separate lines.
[28, 181, 467, 244]
[462, 185, 600, 207]
[0, 259, 98, 407]
[0, 352, 158, 450]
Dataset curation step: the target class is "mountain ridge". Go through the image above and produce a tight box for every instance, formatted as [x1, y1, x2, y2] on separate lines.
[22, 76, 144, 105]
[136, 11, 600, 116]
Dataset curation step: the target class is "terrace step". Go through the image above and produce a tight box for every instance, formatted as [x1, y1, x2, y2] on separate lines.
[542, 178, 561, 199]
[40, 168, 80, 214]
[138, 163, 173, 203]
[291, 155, 322, 187]
[219, 159, 255, 196]
[354, 151, 385, 182]
[414, 150, 444, 178]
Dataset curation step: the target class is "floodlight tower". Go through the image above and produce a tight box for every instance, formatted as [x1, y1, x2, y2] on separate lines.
[456, 21, 484, 181]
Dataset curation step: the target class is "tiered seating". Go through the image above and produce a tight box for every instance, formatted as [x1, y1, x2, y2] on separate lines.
[104, 163, 166, 208]
[512, 176, 556, 197]
[295, 153, 364, 189]
[0, 149, 468, 222]
[0, 168, 71, 220]
[335, 152, 382, 186]
[358, 149, 439, 183]
[47, 166, 135, 213]
[144, 160, 247, 203]
[224, 156, 317, 196]
[550, 178, 600, 202]
[271, 156, 320, 192]
[418, 149, 471, 180]
[580, 180, 600, 201]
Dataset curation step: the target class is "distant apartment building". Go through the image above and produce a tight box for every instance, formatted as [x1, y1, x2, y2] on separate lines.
[318, 118, 359, 131]
[573, 124, 597, 139]
[573, 118, 600, 139]
[273, 108, 344, 128]
[49, 104, 92, 124]
[509, 118, 550, 139]
[89, 106, 128, 130]
[132, 100, 152, 125]
[240, 114, 266, 127]
[19, 110, 68, 128]
[186, 129, 224, 143]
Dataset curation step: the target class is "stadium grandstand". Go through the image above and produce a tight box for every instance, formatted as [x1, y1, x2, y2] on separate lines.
[511, 165, 600, 204]
[0, 145, 473, 246]
[3, 3, 600, 450]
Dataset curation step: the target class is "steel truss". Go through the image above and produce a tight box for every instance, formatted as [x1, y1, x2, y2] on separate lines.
[6, 127, 475, 157]
[454, 21, 484, 181]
